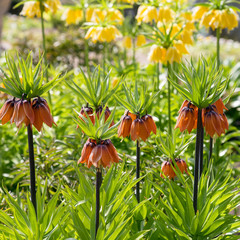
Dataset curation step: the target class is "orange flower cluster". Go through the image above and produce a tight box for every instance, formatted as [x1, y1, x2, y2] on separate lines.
[161, 158, 188, 179]
[118, 111, 157, 141]
[78, 105, 114, 128]
[0, 97, 55, 131]
[78, 138, 120, 168]
[175, 99, 229, 138]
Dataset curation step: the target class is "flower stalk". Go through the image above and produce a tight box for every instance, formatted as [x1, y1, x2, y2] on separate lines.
[167, 63, 172, 134]
[95, 166, 102, 239]
[136, 140, 140, 203]
[156, 62, 160, 91]
[27, 125, 37, 215]
[209, 27, 221, 162]
[193, 108, 203, 213]
[39, 0, 52, 107]
[132, 38, 136, 80]
[83, 7, 90, 75]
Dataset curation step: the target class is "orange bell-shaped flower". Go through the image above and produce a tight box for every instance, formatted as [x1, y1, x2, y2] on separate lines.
[32, 97, 56, 132]
[213, 98, 228, 115]
[130, 118, 150, 142]
[141, 114, 157, 134]
[160, 161, 176, 180]
[175, 158, 188, 175]
[118, 113, 132, 138]
[0, 98, 15, 125]
[175, 101, 198, 133]
[220, 113, 229, 132]
[78, 138, 96, 168]
[79, 105, 95, 125]
[104, 107, 114, 127]
[203, 106, 224, 138]
[96, 106, 114, 127]
[11, 99, 35, 127]
[88, 139, 120, 168]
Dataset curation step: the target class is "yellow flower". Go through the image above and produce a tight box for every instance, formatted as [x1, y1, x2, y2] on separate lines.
[86, 8, 94, 21]
[173, 40, 189, 55]
[184, 21, 196, 32]
[107, 8, 124, 25]
[165, 47, 182, 64]
[221, 9, 238, 30]
[148, 45, 167, 63]
[62, 8, 83, 25]
[170, 24, 182, 37]
[158, 6, 175, 23]
[193, 6, 209, 20]
[200, 10, 215, 29]
[91, 9, 106, 23]
[123, 36, 132, 49]
[85, 26, 122, 43]
[20, 1, 41, 18]
[45, 0, 61, 14]
[89, 8, 123, 25]
[136, 35, 146, 47]
[178, 30, 194, 45]
[208, 10, 222, 30]
[200, 9, 239, 31]
[136, 5, 158, 24]
[20, 0, 61, 18]
[180, 12, 193, 21]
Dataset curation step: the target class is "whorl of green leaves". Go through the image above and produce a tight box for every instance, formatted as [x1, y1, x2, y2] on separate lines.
[114, 80, 159, 115]
[150, 163, 240, 239]
[66, 66, 122, 109]
[73, 107, 119, 141]
[157, 129, 195, 161]
[170, 57, 229, 109]
[0, 52, 63, 100]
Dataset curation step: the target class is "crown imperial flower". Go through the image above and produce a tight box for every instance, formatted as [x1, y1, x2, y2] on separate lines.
[78, 139, 120, 168]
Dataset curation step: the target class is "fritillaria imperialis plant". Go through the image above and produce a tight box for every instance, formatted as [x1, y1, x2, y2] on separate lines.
[115, 81, 158, 202]
[170, 57, 229, 213]
[0, 53, 63, 213]
[67, 67, 122, 238]
[74, 108, 120, 238]
[193, 0, 239, 160]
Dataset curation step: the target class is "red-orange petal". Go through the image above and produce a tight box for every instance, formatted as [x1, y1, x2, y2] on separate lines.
[33, 107, 44, 132]
[89, 145, 102, 167]
[101, 145, 111, 168]
[39, 103, 54, 127]
[23, 100, 34, 124]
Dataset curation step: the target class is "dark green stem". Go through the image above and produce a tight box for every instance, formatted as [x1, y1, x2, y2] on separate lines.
[136, 140, 140, 203]
[156, 62, 160, 91]
[95, 167, 102, 239]
[216, 28, 220, 69]
[133, 38, 136, 80]
[40, 0, 52, 107]
[167, 62, 172, 134]
[27, 125, 37, 216]
[193, 108, 203, 213]
[83, 7, 90, 75]
[208, 137, 213, 164]
[199, 126, 204, 177]
[209, 28, 221, 162]
[103, 42, 106, 77]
